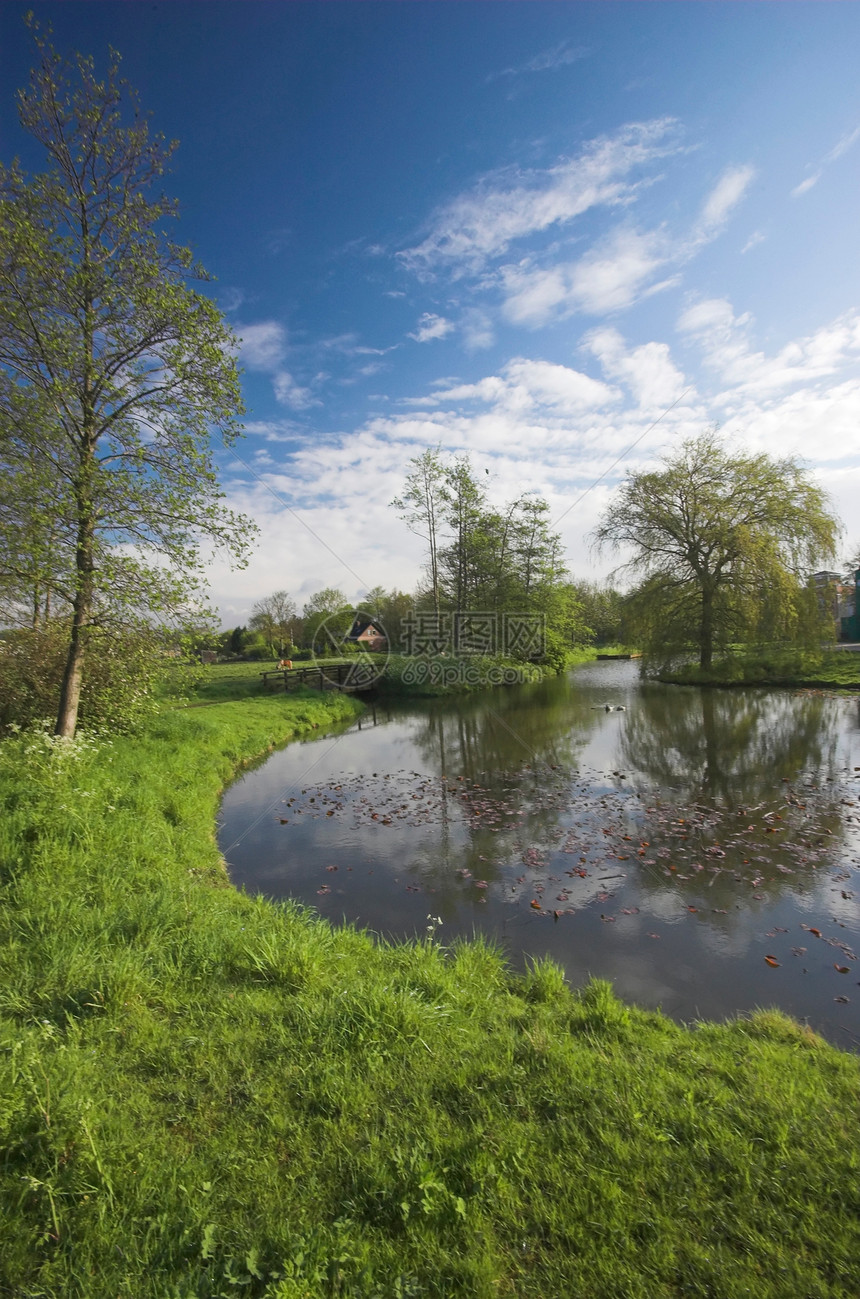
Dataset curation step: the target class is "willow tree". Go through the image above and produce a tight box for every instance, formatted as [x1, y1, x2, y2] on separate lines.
[0, 26, 253, 736]
[593, 431, 840, 669]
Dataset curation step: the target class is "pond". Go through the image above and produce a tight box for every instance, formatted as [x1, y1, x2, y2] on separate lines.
[219, 661, 860, 1048]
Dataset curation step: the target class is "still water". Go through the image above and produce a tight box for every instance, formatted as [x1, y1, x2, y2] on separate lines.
[219, 662, 860, 1048]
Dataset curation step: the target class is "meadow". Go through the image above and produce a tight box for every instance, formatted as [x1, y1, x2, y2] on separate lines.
[1, 676, 859, 1297]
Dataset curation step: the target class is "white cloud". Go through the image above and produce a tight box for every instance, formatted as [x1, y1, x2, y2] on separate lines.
[273, 371, 319, 410]
[409, 313, 455, 343]
[720, 379, 860, 466]
[241, 420, 303, 442]
[398, 119, 680, 277]
[236, 320, 288, 371]
[583, 327, 688, 410]
[696, 164, 756, 234]
[423, 357, 618, 415]
[211, 306, 860, 613]
[825, 123, 860, 164]
[236, 319, 327, 408]
[461, 309, 495, 351]
[741, 230, 766, 254]
[791, 173, 820, 199]
[490, 40, 589, 79]
[792, 123, 860, 197]
[678, 298, 860, 395]
[501, 226, 675, 326]
[220, 287, 245, 313]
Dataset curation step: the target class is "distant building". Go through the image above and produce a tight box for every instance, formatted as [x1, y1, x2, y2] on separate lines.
[839, 570, 860, 642]
[344, 614, 388, 652]
[812, 570, 859, 641]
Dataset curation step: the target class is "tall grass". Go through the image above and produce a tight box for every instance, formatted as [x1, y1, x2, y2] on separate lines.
[1, 687, 859, 1297]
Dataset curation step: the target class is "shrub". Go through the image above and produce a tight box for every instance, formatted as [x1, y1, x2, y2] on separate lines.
[0, 622, 164, 733]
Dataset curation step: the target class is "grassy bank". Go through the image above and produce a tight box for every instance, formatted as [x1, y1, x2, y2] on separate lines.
[2, 689, 859, 1297]
[657, 647, 860, 690]
[378, 653, 549, 697]
[183, 646, 607, 708]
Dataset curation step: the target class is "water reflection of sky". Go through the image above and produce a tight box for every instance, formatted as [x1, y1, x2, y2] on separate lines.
[219, 662, 860, 1050]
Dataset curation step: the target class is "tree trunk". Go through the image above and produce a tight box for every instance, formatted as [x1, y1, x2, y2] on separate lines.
[700, 585, 714, 670]
[55, 498, 94, 738]
[428, 496, 440, 618]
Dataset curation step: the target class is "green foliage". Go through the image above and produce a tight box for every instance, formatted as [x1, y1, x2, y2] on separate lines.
[391, 448, 446, 614]
[539, 627, 570, 673]
[0, 695, 858, 1297]
[570, 579, 625, 645]
[392, 450, 589, 652]
[240, 631, 271, 661]
[357, 587, 413, 652]
[0, 24, 255, 736]
[660, 644, 860, 688]
[594, 430, 840, 670]
[249, 591, 298, 657]
[0, 621, 165, 732]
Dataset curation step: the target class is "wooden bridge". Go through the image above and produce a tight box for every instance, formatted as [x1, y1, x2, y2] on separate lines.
[260, 661, 379, 694]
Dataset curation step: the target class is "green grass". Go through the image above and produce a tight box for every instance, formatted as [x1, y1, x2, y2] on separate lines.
[2, 687, 859, 1297]
[658, 646, 860, 689]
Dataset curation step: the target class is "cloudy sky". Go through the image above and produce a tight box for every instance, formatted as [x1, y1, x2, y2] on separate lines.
[2, 2, 859, 622]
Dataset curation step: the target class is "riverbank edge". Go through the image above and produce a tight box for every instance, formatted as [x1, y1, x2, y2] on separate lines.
[376, 647, 602, 698]
[1, 689, 859, 1297]
[646, 649, 860, 691]
[656, 669, 860, 690]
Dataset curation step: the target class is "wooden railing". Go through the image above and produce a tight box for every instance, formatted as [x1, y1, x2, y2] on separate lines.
[260, 661, 379, 693]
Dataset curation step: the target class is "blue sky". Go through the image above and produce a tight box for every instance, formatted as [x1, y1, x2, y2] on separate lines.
[2, 2, 860, 622]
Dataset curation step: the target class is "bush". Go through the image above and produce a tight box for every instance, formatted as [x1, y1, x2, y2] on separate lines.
[240, 632, 270, 661]
[0, 622, 164, 733]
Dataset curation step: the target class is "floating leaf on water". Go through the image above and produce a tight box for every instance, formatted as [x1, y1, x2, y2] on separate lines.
[834, 965, 850, 974]
[809, 928, 823, 938]
[764, 956, 780, 967]
[530, 899, 541, 910]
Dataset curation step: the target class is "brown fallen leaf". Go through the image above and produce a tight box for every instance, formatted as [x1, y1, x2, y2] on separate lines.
[530, 899, 542, 910]
[834, 965, 850, 974]
[764, 956, 780, 967]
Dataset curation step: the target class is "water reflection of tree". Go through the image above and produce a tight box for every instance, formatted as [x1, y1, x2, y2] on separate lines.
[621, 686, 841, 802]
[619, 685, 852, 930]
[409, 678, 600, 778]
[346, 681, 856, 934]
[391, 680, 603, 910]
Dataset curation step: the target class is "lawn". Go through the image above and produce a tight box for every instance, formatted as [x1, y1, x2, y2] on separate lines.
[3, 678, 858, 1297]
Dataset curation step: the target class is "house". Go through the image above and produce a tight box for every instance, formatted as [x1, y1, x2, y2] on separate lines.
[344, 614, 388, 652]
[839, 570, 860, 642]
[812, 570, 860, 641]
